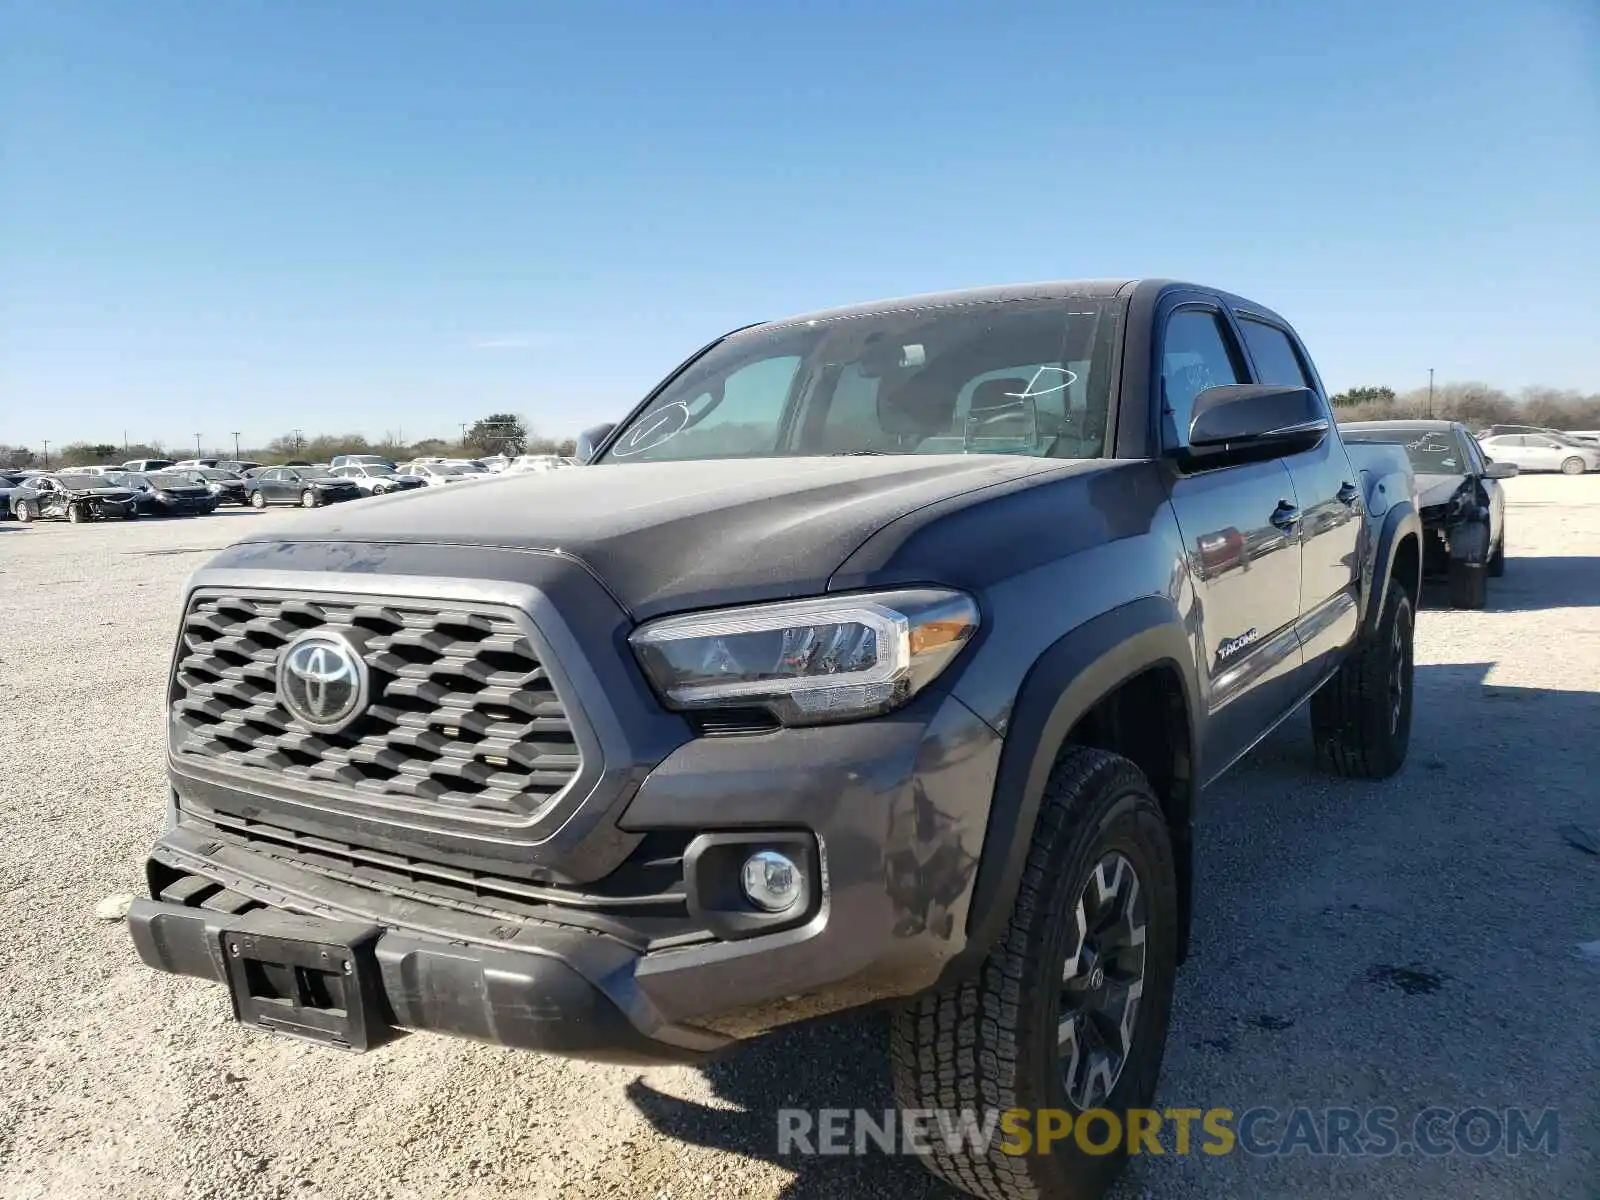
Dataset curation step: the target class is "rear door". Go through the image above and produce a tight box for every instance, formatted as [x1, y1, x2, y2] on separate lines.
[1158, 296, 1305, 780]
[1522, 435, 1565, 470]
[1232, 310, 1362, 684]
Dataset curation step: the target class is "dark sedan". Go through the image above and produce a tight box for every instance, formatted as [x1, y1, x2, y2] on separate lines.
[106, 471, 221, 517]
[244, 466, 363, 508]
[179, 467, 251, 506]
[1341, 419, 1516, 608]
[8, 473, 140, 523]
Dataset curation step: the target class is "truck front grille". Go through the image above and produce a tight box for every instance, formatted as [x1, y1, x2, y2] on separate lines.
[170, 592, 584, 821]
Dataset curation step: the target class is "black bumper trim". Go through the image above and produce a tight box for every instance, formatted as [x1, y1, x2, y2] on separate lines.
[128, 897, 725, 1065]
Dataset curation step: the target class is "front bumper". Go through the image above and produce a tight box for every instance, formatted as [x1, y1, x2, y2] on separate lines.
[135, 687, 1003, 1062]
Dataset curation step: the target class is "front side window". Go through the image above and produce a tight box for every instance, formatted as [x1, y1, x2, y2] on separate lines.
[1160, 309, 1244, 449]
[595, 298, 1123, 464]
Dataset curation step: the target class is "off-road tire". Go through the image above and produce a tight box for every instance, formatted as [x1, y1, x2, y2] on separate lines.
[1487, 535, 1506, 578]
[1447, 558, 1487, 609]
[301, 489, 317, 508]
[1560, 456, 1586, 476]
[889, 747, 1179, 1200]
[1310, 579, 1414, 778]
[250, 491, 267, 509]
[15, 501, 34, 523]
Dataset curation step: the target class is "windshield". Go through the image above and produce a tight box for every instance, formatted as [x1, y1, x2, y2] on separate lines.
[195, 469, 239, 480]
[430, 464, 471, 476]
[595, 297, 1122, 464]
[146, 473, 197, 488]
[302, 469, 338, 480]
[56, 474, 111, 490]
[1342, 427, 1465, 475]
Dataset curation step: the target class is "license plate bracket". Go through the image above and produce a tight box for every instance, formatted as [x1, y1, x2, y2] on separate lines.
[220, 910, 395, 1052]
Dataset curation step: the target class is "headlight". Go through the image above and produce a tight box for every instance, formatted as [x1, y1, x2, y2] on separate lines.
[155, 490, 174, 502]
[206, 483, 222, 493]
[629, 588, 979, 726]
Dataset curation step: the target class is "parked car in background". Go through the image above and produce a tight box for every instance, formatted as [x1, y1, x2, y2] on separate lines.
[74, 465, 127, 475]
[172, 458, 224, 470]
[0, 471, 25, 517]
[503, 453, 566, 474]
[1476, 432, 1600, 475]
[9, 472, 139, 522]
[1342, 420, 1515, 607]
[178, 467, 251, 506]
[395, 462, 486, 486]
[1561, 430, 1600, 445]
[122, 458, 176, 472]
[106, 471, 222, 518]
[215, 460, 265, 476]
[329, 454, 399, 471]
[327, 463, 428, 496]
[243, 466, 363, 508]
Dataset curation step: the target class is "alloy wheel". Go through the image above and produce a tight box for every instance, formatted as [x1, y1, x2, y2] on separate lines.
[1387, 600, 1411, 734]
[1058, 852, 1148, 1110]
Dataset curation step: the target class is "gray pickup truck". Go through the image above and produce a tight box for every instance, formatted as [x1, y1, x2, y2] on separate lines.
[129, 279, 1420, 1199]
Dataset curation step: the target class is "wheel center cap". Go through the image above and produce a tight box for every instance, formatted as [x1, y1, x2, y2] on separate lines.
[1087, 966, 1105, 990]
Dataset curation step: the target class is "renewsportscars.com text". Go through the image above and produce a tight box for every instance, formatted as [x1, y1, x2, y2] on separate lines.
[777, 1106, 1559, 1159]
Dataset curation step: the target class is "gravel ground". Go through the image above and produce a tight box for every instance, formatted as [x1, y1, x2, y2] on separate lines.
[1, 478, 1596, 1200]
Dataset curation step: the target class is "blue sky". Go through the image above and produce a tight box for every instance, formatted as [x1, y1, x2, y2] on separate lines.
[2, 0, 1596, 453]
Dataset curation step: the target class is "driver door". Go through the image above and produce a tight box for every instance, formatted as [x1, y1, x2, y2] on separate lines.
[1158, 298, 1306, 783]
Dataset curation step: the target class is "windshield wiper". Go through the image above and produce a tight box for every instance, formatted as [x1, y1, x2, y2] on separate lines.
[831, 449, 887, 456]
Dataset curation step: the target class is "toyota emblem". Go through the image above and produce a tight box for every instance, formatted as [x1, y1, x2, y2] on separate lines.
[276, 631, 369, 733]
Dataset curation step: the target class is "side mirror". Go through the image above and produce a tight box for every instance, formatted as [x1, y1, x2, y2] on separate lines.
[1484, 460, 1518, 479]
[1186, 385, 1327, 455]
[576, 423, 616, 463]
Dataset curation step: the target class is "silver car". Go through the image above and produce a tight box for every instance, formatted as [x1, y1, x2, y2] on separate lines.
[1476, 432, 1600, 475]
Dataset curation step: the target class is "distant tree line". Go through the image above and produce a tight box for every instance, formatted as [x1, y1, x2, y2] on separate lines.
[7, 387, 1599, 472]
[0, 412, 578, 470]
[1327, 384, 1600, 430]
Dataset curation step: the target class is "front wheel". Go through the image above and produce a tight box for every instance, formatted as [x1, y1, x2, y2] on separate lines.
[890, 748, 1178, 1200]
[1560, 456, 1586, 475]
[1487, 535, 1506, 578]
[301, 489, 317, 508]
[67, 503, 85, 524]
[249, 490, 267, 509]
[1310, 580, 1414, 777]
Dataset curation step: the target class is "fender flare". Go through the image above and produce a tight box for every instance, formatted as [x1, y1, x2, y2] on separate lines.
[1363, 499, 1423, 636]
[953, 596, 1202, 976]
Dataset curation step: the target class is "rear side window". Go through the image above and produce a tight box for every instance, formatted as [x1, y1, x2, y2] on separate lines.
[1160, 309, 1245, 448]
[1237, 317, 1312, 388]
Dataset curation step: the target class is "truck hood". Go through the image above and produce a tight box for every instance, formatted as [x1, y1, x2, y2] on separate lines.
[229, 455, 1101, 616]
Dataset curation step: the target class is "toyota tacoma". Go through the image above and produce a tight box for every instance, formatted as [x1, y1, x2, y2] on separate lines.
[129, 279, 1421, 1199]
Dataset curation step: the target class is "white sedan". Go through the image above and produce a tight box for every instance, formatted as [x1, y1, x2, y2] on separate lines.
[396, 463, 494, 487]
[1478, 433, 1600, 475]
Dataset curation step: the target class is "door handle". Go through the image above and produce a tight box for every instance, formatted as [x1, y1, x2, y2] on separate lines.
[1270, 500, 1301, 531]
[1336, 481, 1359, 506]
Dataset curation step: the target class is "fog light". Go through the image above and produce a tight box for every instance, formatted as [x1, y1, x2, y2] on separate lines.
[740, 850, 803, 913]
